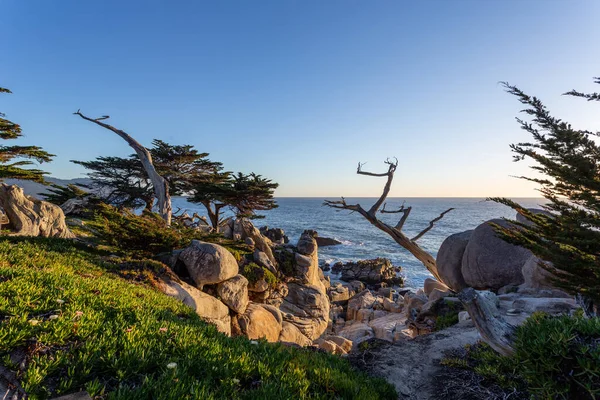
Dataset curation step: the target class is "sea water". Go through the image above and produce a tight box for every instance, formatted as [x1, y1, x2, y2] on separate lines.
[172, 197, 544, 288]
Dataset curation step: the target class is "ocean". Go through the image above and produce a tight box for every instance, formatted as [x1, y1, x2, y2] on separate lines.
[172, 197, 544, 288]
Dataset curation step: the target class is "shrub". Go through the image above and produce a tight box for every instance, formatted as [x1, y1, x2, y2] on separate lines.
[443, 312, 600, 399]
[242, 262, 278, 289]
[88, 203, 205, 257]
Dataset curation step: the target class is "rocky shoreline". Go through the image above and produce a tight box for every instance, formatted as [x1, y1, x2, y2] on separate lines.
[151, 211, 579, 367]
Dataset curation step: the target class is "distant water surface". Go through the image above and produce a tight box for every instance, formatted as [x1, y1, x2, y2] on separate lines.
[172, 197, 544, 288]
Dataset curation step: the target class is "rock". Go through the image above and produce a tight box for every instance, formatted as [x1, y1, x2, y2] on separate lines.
[461, 219, 531, 290]
[318, 339, 344, 354]
[179, 240, 239, 286]
[428, 288, 452, 303]
[423, 278, 450, 297]
[347, 290, 377, 321]
[436, 230, 472, 291]
[217, 275, 249, 314]
[234, 303, 282, 342]
[244, 237, 255, 248]
[337, 322, 375, 348]
[235, 218, 277, 266]
[297, 230, 318, 255]
[383, 297, 403, 313]
[218, 217, 234, 239]
[254, 250, 278, 275]
[368, 313, 407, 342]
[348, 280, 366, 293]
[404, 292, 428, 320]
[458, 311, 471, 322]
[157, 276, 231, 335]
[315, 236, 342, 247]
[294, 231, 325, 291]
[521, 255, 558, 290]
[280, 282, 330, 340]
[377, 287, 396, 300]
[328, 285, 351, 303]
[279, 321, 312, 346]
[0, 184, 75, 238]
[510, 297, 578, 316]
[259, 226, 289, 245]
[324, 335, 353, 353]
[338, 258, 402, 285]
[248, 278, 269, 293]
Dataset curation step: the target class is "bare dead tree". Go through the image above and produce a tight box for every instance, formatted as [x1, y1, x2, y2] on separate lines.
[324, 159, 518, 355]
[74, 110, 172, 225]
[324, 159, 452, 281]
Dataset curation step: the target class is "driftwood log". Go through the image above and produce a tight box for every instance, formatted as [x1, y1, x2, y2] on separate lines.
[0, 184, 75, 239]
[458, 288, 516, 356]
[74, 111, 172, 226]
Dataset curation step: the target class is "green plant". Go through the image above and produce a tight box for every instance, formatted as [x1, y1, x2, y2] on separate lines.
[0, 236, 397, 399]
[242, 262, 278, 289]
[88, 203, 204, 257]
[443, 313, 600, 399]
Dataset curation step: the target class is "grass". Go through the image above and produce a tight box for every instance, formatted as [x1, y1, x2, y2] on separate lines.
[0, 236, 396, 399]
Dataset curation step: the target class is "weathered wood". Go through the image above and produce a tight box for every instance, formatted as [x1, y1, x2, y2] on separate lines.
[0, 184, 75, 238]
[74, 111, 172, 225]
[324, 159, 451, 282]
[458, 288, 516, 356]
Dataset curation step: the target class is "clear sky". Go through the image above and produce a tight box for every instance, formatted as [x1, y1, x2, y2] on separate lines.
[2, 0, 599, 197]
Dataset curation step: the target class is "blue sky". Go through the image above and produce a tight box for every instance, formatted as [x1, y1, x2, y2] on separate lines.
[2, 0, 599, 197]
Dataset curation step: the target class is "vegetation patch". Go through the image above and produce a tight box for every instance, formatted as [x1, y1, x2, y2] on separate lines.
[0, 237, 396, 399]
[442, 312, 600, 399]
[242, 262, 278, 289]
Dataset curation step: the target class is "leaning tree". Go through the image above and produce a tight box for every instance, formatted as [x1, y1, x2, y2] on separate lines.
[324, 159, 452, 282]
[74, 111, 172, 225]
[492, 77, 600, 317]
[325, 159, 518, 356]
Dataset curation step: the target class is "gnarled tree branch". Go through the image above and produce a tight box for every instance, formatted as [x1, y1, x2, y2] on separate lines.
[411, 207, 455, 241]
[74, 110, 172, 225]
[324, 159, 451, 282]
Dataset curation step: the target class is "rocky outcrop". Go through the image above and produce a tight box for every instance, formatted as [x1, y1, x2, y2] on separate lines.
[436, 230, 471, 291]
[217, 274, 249, 314]
[157, 276, 231, 336]
[280, 283, 329, 340]
[179, 240, 239, 286]
[233, 302, 282, 342]
[315, 236, 342, 247]
[336, 258, 402, 286]
[259, 226, 289, 245]
[279, 321, 312, 346]
[0, 183, 75, 239]
[337, 322, 374, 348]
[461, 219, 530, 290]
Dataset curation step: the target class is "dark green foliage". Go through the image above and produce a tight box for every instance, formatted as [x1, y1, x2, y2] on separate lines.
[88, 203, 204, 257]
[0, 237, 397, 399]
[442, 313, 600, 399]
[274, 247, 297, 277]
[73, 140, 222, 211]
[492, 77, 600, 310]
[0, 87, 54, 182]
[189, 171, 278, 229]
[40, 183, 88, 205]
[432, 299, 463, 331]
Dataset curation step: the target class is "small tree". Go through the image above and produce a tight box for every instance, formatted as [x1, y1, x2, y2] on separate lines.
[229, 172, 278, 219]
[0, 87, 53, 182]
[189, 171, 279, 230]
[493, 77, 600, 316]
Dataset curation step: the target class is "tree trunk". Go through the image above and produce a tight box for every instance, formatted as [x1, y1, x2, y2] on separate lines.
[74, 111, 172, 225]
[458, 288, 517, 356]
[0, 184, 75, 239]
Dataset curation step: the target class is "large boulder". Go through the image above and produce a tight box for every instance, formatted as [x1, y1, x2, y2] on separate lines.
[280, 282, 330, 340]
[217, 274, 249, 314]
[436, 230, 471, 291]
[368, 312, 408, 342]
[315, 236, 342, 247]
[521, 255, 558, 290]
[234, 303, 282, 342]
[157, 276, 231, 335]
[279, 321, 312, 347]
[346, 290, 377, 321]
[337, 322, 374, 348]
[0, 184, 75, 239]
[179, 240, 239, 286]
[461, 220, 531, 290]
